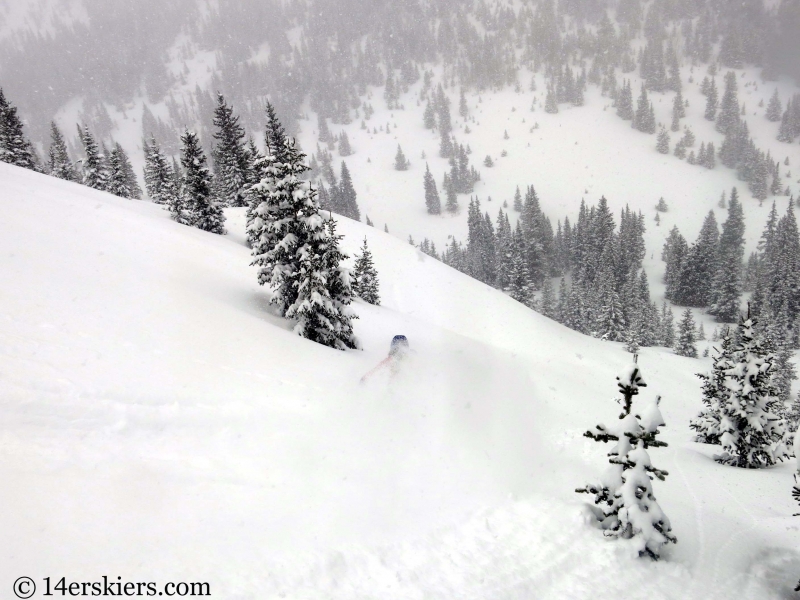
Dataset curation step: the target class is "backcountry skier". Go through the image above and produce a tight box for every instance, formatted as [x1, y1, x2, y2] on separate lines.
[360, 335, 411, 383]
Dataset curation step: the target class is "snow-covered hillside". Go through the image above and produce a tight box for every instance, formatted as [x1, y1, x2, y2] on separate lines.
[0, 163, 797, 598]
[292, 64, 800, 260]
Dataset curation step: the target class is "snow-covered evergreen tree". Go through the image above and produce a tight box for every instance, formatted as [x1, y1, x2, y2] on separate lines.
[47, 122, 78, 181]
[714, 316, 788, 468]
[423, 163, 441, 215]
[286, 216, 359, 350]
[674, 211, 719, 307]
[633, 85, 656, 133]
[691, 330, 733, 444]
[766, 89, 782, 122]
[716, 71, 740, 134]
[180, 129, 226, 234]
[338, 131, 353, 156]
[212, 93, 248, 207]
[539, 277, 556, 318]
[143, 136, 176, 205]
[616, 79, 634, 121]
[353, 237, 380, 305]
[656, 127, 670, 154]
[250, 131, 356, 352]
[338, 161, 360, 221]
[544, 86, 558, 113]
[77, 125, 109, 191]
[0, 88, 38, 170]
[660, 302, 676, 348]
[709, 188, 745, 322]
[704, 77, 718, 121]
[576, 360, 677, 559]
[394, 145, 409, 170]
[107, 143, 141, 199]
[675, 308, 698, 357]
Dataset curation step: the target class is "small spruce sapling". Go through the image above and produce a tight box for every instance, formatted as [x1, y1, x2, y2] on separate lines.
[576, 359, 677, 559]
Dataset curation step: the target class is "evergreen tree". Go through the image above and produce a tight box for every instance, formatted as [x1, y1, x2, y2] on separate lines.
[777, 101, 795, 143]
[119, 142, 142, 199]
[423, 163, 441, 215]
[556, 277, 569, 323]
[439, 130, 454, 158]
[338, 161, 360, 221]
[771, 161, 784, 197]
[77, 125, 109, 191]
[353, 237, 380, 305]
[663, 226, 688, 302]
[674, 211, 719, 307]
[704, 78, 718, 121]
[394, 145, 409, 170]
[691, 330, 734, 444]
[495, 210, 513, 291]
[212, 93, 248, 207]
[459, 88, 469, 118]
[167, 156, 188, 224]
[47, 122, 78, 181]
[709, 188, 745, 322]
[180, 129, 225, 234]
[251, 136, 320, 316]
[423, 102, 436, 129]
[338, 132, 353, 156]
[317, 113, 332, 146]
[576, 360, 676, 559]
[766, 89, 782, 122]
[681, 127, 696, 148]
[675, 309, 698, 357]
[0, 88, 37, 170]
[264, 102, 290, 165]
[287, 216, 359, 350]
[661, 302, 675, 347]
[513, 185, 523, 211]
[539, 277, 556, 318]
[714, 316, 788, 468]
[670, 93, 681, 132]
[716, 71, 740, 134]
[545, 86, 558, 113]
[616, 79, 634, 121]
[106, 143, 141, 199]
[633, 85, 656, 134]
[508, 224, 532, 306]
[656, 127, 670, 154]
[444, 176, 459, 213]
[594, 253, 626, 341]
[760, 301, 797, 411]
[143, 136, 177, 205]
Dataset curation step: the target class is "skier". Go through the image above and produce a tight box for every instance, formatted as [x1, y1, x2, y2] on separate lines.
[360, 335, 410, 383]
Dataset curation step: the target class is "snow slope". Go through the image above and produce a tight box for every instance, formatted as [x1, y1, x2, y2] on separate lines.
[295, 64, 800, 261]
[0, 163, 798, 598]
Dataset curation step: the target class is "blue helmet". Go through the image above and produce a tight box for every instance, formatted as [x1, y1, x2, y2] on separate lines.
[389, 335, 409, 356]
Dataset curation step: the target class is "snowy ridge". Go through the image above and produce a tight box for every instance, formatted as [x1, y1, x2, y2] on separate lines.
[0, 163, 797, 598]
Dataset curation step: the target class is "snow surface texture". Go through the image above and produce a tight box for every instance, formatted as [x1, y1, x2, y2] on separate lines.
[0, 163, 798, 598]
